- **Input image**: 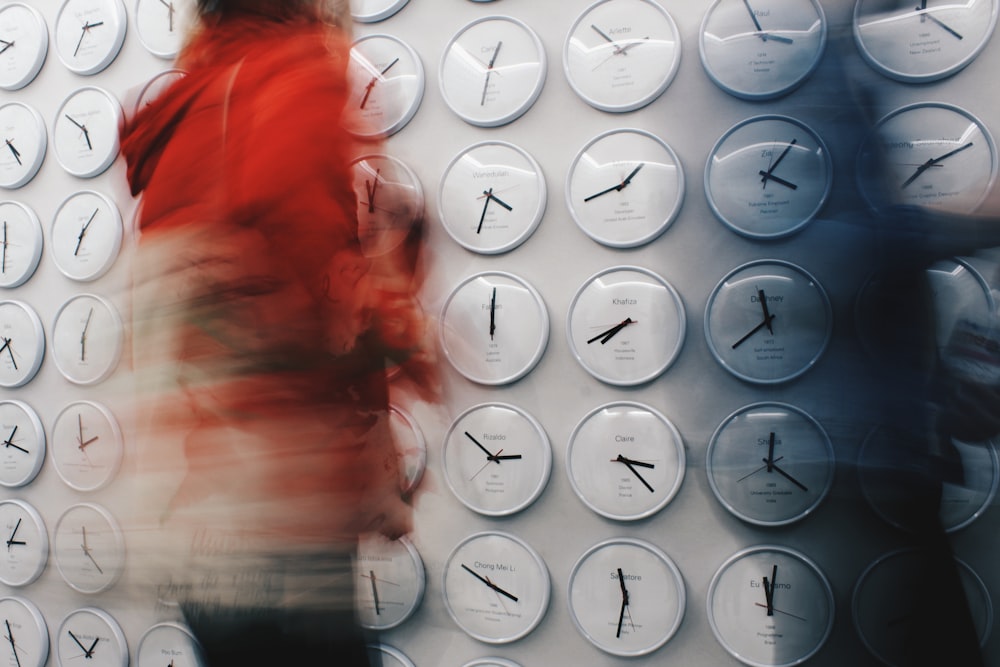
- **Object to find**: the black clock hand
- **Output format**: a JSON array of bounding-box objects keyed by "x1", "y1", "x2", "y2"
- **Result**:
[
  {"x1": 901, "y1": 141, "x2": 974, "y2": 188},
  {"x1": 737, "y1": 455, "x2": 785, "y2": 483},
  {"x1": 0, "y1": 40, "x2": 14, "y2": 56},
  {"x1": 4, "y1": 139, "x2": 21, "y2": 165},
  {"x1": 764, "y1": 459, "x2": 809, "y2": 491},
  {"x1": 488, "y1": 287, "x2": 496, "y2": 340},
  {"x1": 6, "y1": 518, "x2": 24, "y2": 549},
  {"x1": 742, "y1": 0, "x2": 794, "y2": 43},
  {"x1": 80, "y1": 526, "x2": 104, "y2": 574},
  {"x1": 364, "y1": 168, "x2": 381, "y2": 214},
  {"x1": 757, "y1": 290, "x2": 774, "y2": 336},
  {"x1": 481, "y1": 41, "x2": 502, "y2": 106},
  {"x1": 461, "y1": 563, "x2": 518, "y2": 602},
  {"x1": 359, "y1": 58, "x2": 399, "y2": 109},
  {"x1": 0, "y1": 337, "x2": 16, "y2": 370},
  {"x1": 587, "y1": 317, "x2": 634, "y2": 345},
  {"x1": 369, "y1": 570, "x2": 381, "y2": 615},
  {"x1": 86, "y1": 636, "x2": 100, "y2": 658},
  {"x1": 75, "y1": 208, "x2": 98, "y2": 256},
  {"x1": 915, "y1": 4, "x2": 963, "y2": 39},
  {"x1": 614, "y1": 454, "x2": 655, "y2": 493},
  {"x1": 764, "y1": 431, "x2": 776, "y2": 471},
  {"x1": 483, "y1": 190, "x2": 513, "y2": 212},
  {"x1": 584, "y1": 163, "x2": 645, "y2": 202},
  {"x1": 591, "y1": 23, "x2": 618, "y2": 47},
  {"x1": 492, "y1": 454, "x2": 522, "y2": 460},
  {"x1": 760, "y1": 138, "x2": 798, "y2": 189},
  {"x1": 3, "y1": 425, "x2": 27, "y2": 455},
  {"x1": 762, "y1": 565, "x2": 776, "y2": 616},
  {"x1": 731, "y1": 314, "x2": 776, "y2": 349},
  {"x1": 2, "y1": 220, "x2": 8, "y2": 274},
  {"x1": 4, "y1": 619, "x2": 21, "y2": 667},
  {"x1": 465, "y1": 431, "x2": 500, "y2": 463},
  {"x1": 158, "y1": 0, "x2": 175, "y2": 31},
  {"x1": 67, "y1": 630, "x2": 91, "y2": 657},
  {"x1": 616, "y1": 568, "x2": 631, "y2": 638},
  {"x1": 73, "y1": 20, "x2": 105, "y2": 57}
]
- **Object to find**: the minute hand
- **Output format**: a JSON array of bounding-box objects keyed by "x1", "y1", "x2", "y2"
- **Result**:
[{"x1": 901, "y1": 141, "x2": 974, "y2": 188}]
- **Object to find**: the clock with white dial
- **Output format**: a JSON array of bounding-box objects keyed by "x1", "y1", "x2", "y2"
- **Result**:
[
  {"x1": 50, "y1": 400, "x2": 123, "y2": 491},
  {"x1": 54, "y1": 0, "x2": 127, "y2": 76},
  {"x1": 344, "y1": 34, "x2": 424, "y2": 138},
  {"x1": 390, "y1": 405, "x2": 426, "y2": 496},
  {"x1": 137, "y1": 622, "x2": 203, "y2": 667},
  {"x1": 563, "y1": 0, "x2": 682, "y2": 112},
  {"x1": 56, "y1": 607, "x2": 128, "y2": 667},
  {"x1": 351, "y1": 0, "x2": 409, "y2": 23},
  {"x1": 54, "y1": 503, "x2": 125, "y2": 594},
  {"x1": 355, "y1": 534, "x2": 425, "y2": 630},
  {"x1": 53, "y1": 87, "x2": 123, "y2": 178},
  {"x1": 0, "y1": 200, "x2": 44, "y2": 288},
  {"x1": 0, "y1": 596, "x2": 49, "y2": 667},
  {"x1": 0, "y1": 3, "x2": 48, "y2": 91},
  {"x1": 351, "y1": 153, "x2": 423, "y2": 258},
  {"x1": 439, "y1": 141, "x2": 546, "y2": 254},
  {"x1": 0, "y1": 300, "x2": 44, "y2": 388},
  {"x1": 51, "y1": 190, "x2": 123, "y2": 281},
  {"x1": 0, "y1": 499, "x2": 48, "y2": 587},
  {"x1": 442, "y1": 402, "x2": 552, "y2": 516},
  {"x1": 135, "y1": 0, "x2": 193, "y2": 59},
  {"x1": 0, "y1": 399, "x2": 46, "y2": 488},
  {"x1": 0, "y1": 102, "x2": 46, "y2": 190},
  {"x1": 51, "y1": 293, "x2": 123, "y2": 385}
]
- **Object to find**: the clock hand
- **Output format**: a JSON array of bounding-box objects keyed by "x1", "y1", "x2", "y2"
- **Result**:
[
  {"x1": 1, "y1": 337, "x2": 16, "y2": 370},
  {"x1": 583, "y1": 163, "x2": 645, "y2": 202},
  {"x1": 4, "y1": 620, "x2": 21, "y2": 667},
  {"x1": 80, "y1": 307, "x2": 94, "y2": 362},
  {"x1": 6, "y1": 518, "x2": 25, "y2": 549},
  {"x1": 760, "y1": 138, "x2": 798, "y2": 189},
  {"x1": 369, "y1": 570, "x2": 381, "y2": 615},
  {"x1": 731, "y1": 314, "x2": 776, "y2": 349},
  {"x1": 736, "y1": 455, "x2": 786, "y2": 483},
  {"x1": 914, "y1": 5, "x2": 963, "y2": 39},
  {"x1": 492, "y1": 454, "x2": 522, "y2": 460},
  {"x1": 762, "y1": 565, "x2": 776, "y2": 616},
  {"x1": 614, "y1": 454, "x2": 655, "y2": 493},
  {"x1": 86, "y1": 636, "x2": 100, "y2": 658},
  {"x1": 617, "y1": 37, "x2": 650, "y2": 55},
  {"x1": 483, "y1": 190, "x2": 513, "y2": 212},
  {"x1": 4, "y1": 139, "x2": 21, "y2": 165},
  {"x1": 2, "y1": 220, "x2": 7, "y2": 274},
  {"x1": 73, "y1": 20, "x2": 104, "y2": 57},
  {"x1": 158, "y1": 0, "x2": 175, "y2": 31},
  {"x1": 3, "y1": 425, "x2": 28, "y2": 455},
  {"x1": 901, "y1": 141, "x2": 974, "y2": 188},
  {"x1": 0, "y1": 40, "x2": 14, "y2": 56},
  {"x1": 461, "y1": 563, "x2": 518, "y2": 602},
  {"x1": 742, "y1": 0, "x2": 794, "y2": 43},
  {"x1": 75, "y1": 208, "x2": 99, "y2": 256},
  {"x1": 80, "y1": 525, "x2": 104, "y2": 574},
  {"x1": 481, "y1": 41, "x2": 502, "y2": 106},
  {"x1": 464, "y1": 430, "x2": 500, "y2": 462},
  {"x1": 364, "y1": 168, "x2": 382, "y2": 214},
  {"x1": 757, "y1": 290, "x2": 774, "y2": 336},
  {"x1": 765, "y1": 459, "x2": 809, "y2": 492},
  {"x1": 616, "y1": 567, "x2": 631, "y2": 638},
  {"x1": 67, "y1": 630, "x2": 91, "y2": 657},
  {"x1": 757, "y1": 171, "x2": 798, "y2": 190},
  {"x1": 587, "y1": 317, "x2": 635, "y2": 345},
  {"x1": 764, "y1": 431, "x2": 776, "y2": 471},
  {"x1": 488, "y1": 287, "x2": 496, "y2": 340},
  {"x1": 359, "y1": 59, "x2": 398, "y2": 109}
]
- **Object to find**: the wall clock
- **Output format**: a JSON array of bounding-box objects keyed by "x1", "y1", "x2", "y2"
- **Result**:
[
  {"x1": 50, "y1": 400, "x2": 124, "y2": 492},
  {"x1": 355, "y1": 534, "x2": 425, "y2": 630},
  {"x1": 566, "y1": 401, "x2": 685, "y2": 521},
  {"x1": 439, "y1": 141, "x2": 546, "y2": 255},
  {"x1": 137, "y1": 622, "x2": 203, "y2": 667},
  {"x1": 442, "y1": 402, "x2": 552, "y2": 516},
  {"x1": 706, "y1": 402, "x2": 834, "y2": 526},
  {"x1": 51, "y1": 190, "x2": 123, "y2": 281},
  {"x1": 704, "y1": 115, "x2": 832, "y2": 240},
  {"x1": 367, "y1": 644, "x2": 415, "y2": 667},
  {"x1": 135, "y1": 0, "x2": 193, "y2": 59},
  {"x1": 442, "y1": 531, "x2": 550, "y2": 643},
  {"x1": 350, "y1": 153, "x2": 423, "y2": 258},
  {"x1": 563, "y1": 0, "x2": 682, "y2": 112},
  {"x1": 54, "y1": 503, "x2": 125, "y2": 594},
  {"x1": 0, "y1": 300, "x2": 44, "y2": 388},
  {"x1": 0, "y1": 399, "x2": 45, "y2": 488},
  {"x1": 0, "y1": 499, "x2": 48, "y2": 587},
  {"x1": 858, "y1": 426, "x2": 998, "y2": 533},
  {"x1": 53, "y1": 87, "x2": 123, "y2": 178},
  {"x1": 566, "y1": 266, "x2": 685, "y2": 386},
  {"x1": 54, "y1": 0, "x2": 127, "y2": 76},
  {"x1": 56, "y1": 607, "x2": 128, "y2": 667},
  {"x1": 856, "y1": 102, "x2": 998, "y2": 216},
  {"x1": 51, "y1": 293, "x2": 124, "y2": 385},
  {"x1": 699, "y1": 0, "x2": 827, "y2": 100},
  {"x1": 439, "y1": 16, "x2": 547, "y2": 128},
  {"x1": 390, "y1": 405, "x2": 426, "y2": 496},
  {"x1": 439, "y1": 271, "x2": 549, "y2": 386},
  {"x1": 344, "y1": 34, "x2": 424, "y2": 138},
  {"x1": 707, "y1": 545, "x2": 834, "y2": 667},
  {"x1": 568, "y1": 538, "x2": 685, "y2": 657},
  {"x1": 704, "y1": 259, "x2": 832, "y2": 384},
  {"x1": 565, "y1": 128, "x2": 684, "y2": 248},
  {"x1": 0, "y1": 200, "x2": 44, "y2": 288},
  {"x1": 134, "y1": 68, "x2": 186, "y2": 115},
  {"x1": 351, "y1": 0, "x2": 410, "y2": 23},
  {"x1": 853, "y1": 0, "x2": 999, "y2": 83},
  {"x1": 0, "y1": 3, "x2": 48, "y2": 91},
  {"x1": 0, "y1": 596, "x2": 49, "y2": 667},
  {"x1": 0, "y1": 102, "x2": 46, "y2": 190}
]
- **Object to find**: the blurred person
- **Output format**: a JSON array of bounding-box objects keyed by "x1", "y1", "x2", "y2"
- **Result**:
[{"x1": 119, "y1": 0, "x2": 436, "y2": 665}]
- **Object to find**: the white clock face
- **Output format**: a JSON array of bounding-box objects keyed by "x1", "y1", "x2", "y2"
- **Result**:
[
  {"x1": 0, "y1": 200, "x2": 44, "y2": 288},
  {"x1": 55, "y1": 0, "x2": 127, "y2": 76},
  {"x1": 699, "y1": 0, "x2": 827, "y2": 100},
  {"x1": 344, "y1": 34, "x2": 424, "y2": 138},
  {"x1": 137, "y1": 622, "x2": 204, "y2": 667},
  {"x1": 439, "y1": 16, "x2": 547, "y2": 127},
  {"x1": 51, "y1": 190, "x2": 123, "y2": 281},
  {"x1": 439, "y1": 141, "x2": 547, "y2": 255},
  {"x1": 134, "y1": 68, "x2": 186, "y2": 115},
  {"x1": 442, "y1": 402, "x2": 552, "y2": 516},
  {"x1": 390, "y1": 406, "x2": 426, "y2": 496},
  {"x1": 51, "y1": 293, "x2": 123, "y2": 385},
  {"x1": 568, "y1": 538, "x2": 685, "y2": 656},
  {"x1": 0, "y1": 300, "x2": 44, "y2": 388},
  {"x1": 367, "y1": 644, "x2": 416, "y2": 667},
  {"x1": 135, "y1": 0, "x2": 194, "y2": 59},
  {"x1": 57, "y1": 607, "x2": 128, "y2": 667},
  {"x1": 563, "y1": 0, "x2": 682, "y2": 112},
  {"x1": 566, "y1": 129, "x2": 684, "y2": 248},
  {"x1": 355, "y1": 534, "x2": 426, "y2": 630},
  {"x1": 0, "y1": 3, "x2": 49, "y2": 91},
  {"x1": 350, "y1": 0, "x2": 410, "y2": 23},
  {"x1": 53, "y1": 87, "x2": 123, "y2": 178},
  {"x1": 0, "y1": 399, "x2": 46, "y2": 488},
  {"x1": 0, "y1": 499, "x2": 48, "y2": 587},
  {"x1": 0, "y1": 102, "x2": 46, "y2": 190},
  {"x1": 50, "y1": 400, "x2": 124, "y2": 491},
  {"x1": 566, "y1": 401, "x2": 686, "y2": 521},
  {"x1": 54, "y1": 503, "x2": 126, "y2": 594},
  {"x1": 351, "y1": 153, "x2": 423, "y2": 258},
  {"x1": 0, "y1": 596, "x2": 49, "y2": 667}
]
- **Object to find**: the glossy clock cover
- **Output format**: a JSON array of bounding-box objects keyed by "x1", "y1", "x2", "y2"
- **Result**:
[
  {"x1": 0, "y1": 596, "x2": 49, "y2": 667},
  {"x1": 50, "y1": 400, "x2": 124, "y2": 491},
  {"x1": 351, "y1": 153, "x2": 424, "y2": 258},
  {"x1": 54, "y1": 0, "x2": 127, "y2": 76},
  {"x1": 345, "y1": 34, "x2": 424, "y2": 138},
  {"x1": 0, "y1": 499, "x2": 48, "y2": 586},
  {"x1": 53, "y1": 87, "x2": 123, "y2": 178},
  {"x1": 0, "y1": 201, "x2": 44, "y2": 287},
  {"x1": 52, "y1": 293, "x2": 124, "y2": 385},
  {"x1": 135, "y1": 0, "x2": 193, "y2": 59},
  {"x1": 0, "y1": 399, "x2": 46, "y2": 488},
  {"x1": 57, "y1": 607, "x2": 128, "y2": 667},
  {"x1": 351, "y1": 0, "x2": 410, "y2": 23},
  {"x1": 390, "y1": 405, "x2": 426, "y2": 496},
  {"x1": 0, "y1": 102, "x2": 47, "y2": 189},
  {"x1": 137, "y1": 622, "x2": 204, "y2": 667},
  {"x1": 54, "y1": 502, "x2": 126, "y2": 594},
  {"x1": 0, "y1": 3, "x2": 48, "y2": 91},
  {"x1": 0, "y1": 300, "x2": 44, "y2": 388},
  {"x1": 51, "y1": 190, "x2": 123, "y2": 281},
  {"x1": 355, "y1": 534, "x2": 425, "y2": 630}
]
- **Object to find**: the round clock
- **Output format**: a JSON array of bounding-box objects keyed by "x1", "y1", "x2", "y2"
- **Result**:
[
  {"x1": 707, "y1": 402, "x2": 834, "y2": 526},
  {"x1": 50, "y1": 400, "x2": 124, "y2": 492},
  {"x1": 853, "y1": 0, "x2": 999, "y2": 83},
  {"x1": 344, "y1": 34, "x2": 424, "y2": 138},
  {"x1": 566, "y1": 401, "x2": 686, "y2": 521},
  {"x1": 0, "y1": 596, "x2": 49, "y2": 667},
  {"x1": 442, "y1": 531, "x2": 550, "y2": 644},
  {"x1": 853, "y1": 549, "x2": 992, "y2": 665},
  {"x1": 857, "y1": 102, "x2": 998, "y2": 216},
  {"x1": 355, "y1": 534, "x2": 425, "y2": 630},
  {"x1": 566, "y1": 128, "x2": 684, "y2": 248},
  {"x1": 135, "y1": 0, "x2": 193, "y2": 59},
  {"x1": 0, "y1": 399, "x2": 46, "y2": 488},
  {"x1": 568, "y1": 538, "x2": 685, "y2": 657},
  {"x1": 442, "y1": 402, "x2": 552, "y2": 516},
  {"x1": 707, "y1": 545, "x2": 834, "y2": 667},
  {"x1": 56, "y1": 607, "x2": 128, "y2": 667},
  {"x1": 463, "y1": 660, "x2": 522, "y2": 667},
  {"x1": 439, "y1": 271, "x2": 549, "y2": 386},
  {"x1": 858, "y1": 426, "x2": 998, "y2": 533},
  {"x1": 50, "y1": 190, "x2": 123, "y2": 281},
  {"x1": 705, "y1": 115, "x2": 832, "y2": 240},
  {"x1": 53, "y1": 87, "x2": 123, "y2": 178},
  {"x1": 0, "y1": 102, "x2": 46, "y2": 190},
  {"x1": 699, "y1": 0, "x2": 827, "y2": 100},
  {"x1": 439, "y1": 16, "x2": 547, "y2": 128},
  {"x1": 439, "y1": 141, "x2": 546, "y2": 254},
  {"x1": 54, "y1": 0, "x2": 127, "y2": 76},
  {"x1": 566, "y1": 266, "x2": 686, "y2": 386},
  {"x1": 54, "y1": 503, "x2": 125, "y2": 594},
  {"x1": 367, "y1": 644, "x2": 415, "y2": 667},
  {"x1": 705, "y1": 259, "x2": 832, "y2": 384},
  {"x1": 351, "y1": 0, "x2": 409, "y2": 23},
  {"x1": 0, "y1": 3, "x2": 48, "y2": 91},
  {"x1": 0, "y1": 200, "x2": 44, "y2": 288},
  {"x1": 350, "y1": 153, "x2": 423, "y2": 258},
  {"x1": 563, "y1": 0, "x2": 682, "y2": 112},
  {"x1": 0, "y1": 499, "x2": 48, "y2": 587},
  {"x1": 390, "y1": 405, "x2": 426, "y2": 496},
  {"x1": 134, "y1": 68, "x2": 186, "y2": 115},
  {"x1": 51, "y1": 293, "x2": 124, "y2": 385},
  {"x1": 0, "y1": 300, "x2": 44, "y2": 388},
  {"x1": 137, "y1": 622, "x2": 204, "y2": 667}
]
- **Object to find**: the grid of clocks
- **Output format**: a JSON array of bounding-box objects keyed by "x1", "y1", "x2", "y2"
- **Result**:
[
  {"x1": 350, "y1": 0, "x2": 1000, "y2": 665},
  {"x1": 1, "y1": 1, "x2": 208, "y2": 666}
]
